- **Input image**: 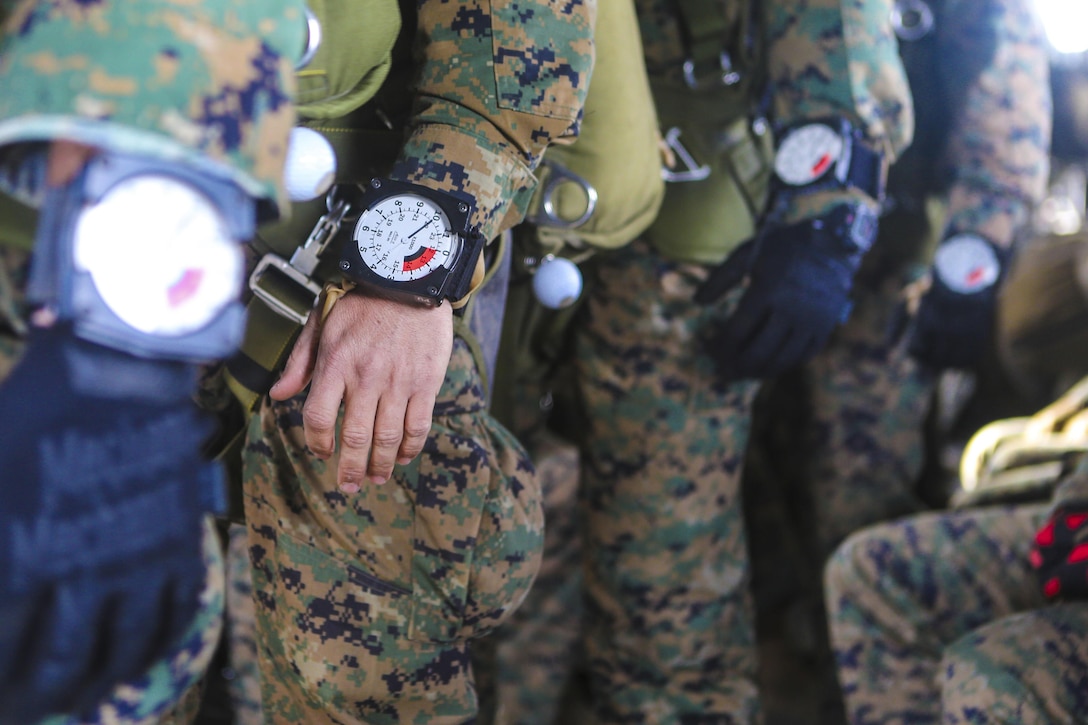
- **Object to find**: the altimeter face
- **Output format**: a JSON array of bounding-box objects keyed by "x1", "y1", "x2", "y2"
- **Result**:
[
  {"x1": 774, "y1": 123, "x2": 845, "y2": 186},
  {"x1": 73, "y1": 175, "x2": 242, "y2": 337},
  {"x1": 352, "y1": 193, "x2": 461, "y2": 282}
]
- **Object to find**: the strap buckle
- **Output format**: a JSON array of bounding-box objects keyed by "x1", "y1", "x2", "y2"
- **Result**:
[
  {"x1": 248, "y1": 255, "x2": 323, "y2": 325},
  {"x1": 682, "y1": 50, "x2": 741, "y2": 91},
  {"x1": 248, "y1": 193, "x2": 352, "y2": 325},
  {"x1": 661, "y1": 127, "x2": 711, "y2": 183}
]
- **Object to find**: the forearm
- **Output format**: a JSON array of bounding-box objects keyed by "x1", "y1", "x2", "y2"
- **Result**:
[
  {"x1": 764, "y1": 0, "x2": 915, "y2": 164},
  {"x1": 392, "y1": 0, "x2": 596, "y2": 242},
  {"x1": 941, "y1": 0, "x2": 1052, "y2": 248}
]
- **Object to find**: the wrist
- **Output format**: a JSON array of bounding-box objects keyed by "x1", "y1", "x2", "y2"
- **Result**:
[
  {"x1": 771, "y1": 188, "x2": 879, "y2": 227},
  {"x1": 338, "y1": 178, "x2": 486, "y2": 307},
  {"x1": 771, "y1": 117, "x2": 886, "y2": 203},
  {"x1": 931, "y1": 233, "x2": 1005, "y2": 296}
]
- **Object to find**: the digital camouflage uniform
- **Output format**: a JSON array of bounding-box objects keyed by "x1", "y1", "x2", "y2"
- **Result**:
[
  {"x1": 0, "y1": 1, "x2": 304, "y2": 721},
  {"x1": 746, "y1": 1, "x2": 1051, "y2": 718},
  {"x1": 554, "y1": 0, "x2": 914, "y2": 721},
  {"x1": 825, "y1": 462, "x2": 1088, "y2": 723},
  {"x1": 787, "y1": 0, "x2": 1053, "y2": 561},
  {"x1": 239, "y1": 1, "x2": 595, "y2": 722}
]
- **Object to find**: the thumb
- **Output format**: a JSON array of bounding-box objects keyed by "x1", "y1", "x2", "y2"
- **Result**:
[
  {"x1": 269, "y1": 312, "x2": 321, "y2": 400},
  {"x1": 694, "y1": 240, "x2": 757, "y2": 305}
]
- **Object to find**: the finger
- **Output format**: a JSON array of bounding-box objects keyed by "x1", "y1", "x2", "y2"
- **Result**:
[
  {"x1": 269, "y1": 312, "x2": 321, "y2": 401},
  {"x1": 335, "y1": 388, "x2": 381, "y2": 491},
  {"x1": 363, "y1": 395, "x2": 411, "y2": 485},
  {"x1": 397, "y1": 394, "x2": 436, "y2": 465},
  {"x1": 299, "y1": 366, "x2": 346, "y2": 460},
  {"x1": 693, "y1": 241, "x2": 756, "y2": 305}
]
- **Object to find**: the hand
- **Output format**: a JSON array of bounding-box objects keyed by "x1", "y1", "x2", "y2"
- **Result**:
[
  {"x1": 0, "y1": 327, "x2": 222, "y2": 723},
  {"x1": 270, "y1": 289, "x2": 453, "y2": 491},
  {"x1": 1030, "y1": 503, "x2": 1088, "y2": 600},
  {"x1": 695, "y1": 202, "x2": 877, "y2": 381},
  {"x1": 899, "y1": 235, "x2": 1005, "y2": 370}
]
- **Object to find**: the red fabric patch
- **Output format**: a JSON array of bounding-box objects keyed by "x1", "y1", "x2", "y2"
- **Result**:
[
  {"x1": 1066, "y1": 513, "x2": 1088, "y2": 530},
  {"x1": 1036, "y1": 521, "x2": 1055, "y2": 546},
  {"x1": 1068, "y1": 543, "x2": 1088, "y2": 564},
  {"x1": 1029, "y1": 549, "x2": 1044, "y2": 569},
  {"x1": 1044, "y1": 577, "x2": 1062, "y2": 598}
]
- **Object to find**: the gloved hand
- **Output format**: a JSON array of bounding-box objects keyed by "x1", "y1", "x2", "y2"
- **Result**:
[
  {"x1": 695, "y1": 202, "x2": 878, "y2": 381},
  {"x1": 899, "y1": 233, "x2": 1005, "y2": 370},
  {"x1": 0, "y1": 324, "x2": 225, "y2": 724},
  {"x1": 1029, "y1": 503, "x2": 1088, "y2": 601}
]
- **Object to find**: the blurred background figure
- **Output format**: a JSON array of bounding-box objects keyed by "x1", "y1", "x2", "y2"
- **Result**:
[
  {"x1": 0, "y1": 1, "x2": 306, "y2": 722},
  {"x1": 743, "y1": 0, "x2": 1059, "y2": 721}
]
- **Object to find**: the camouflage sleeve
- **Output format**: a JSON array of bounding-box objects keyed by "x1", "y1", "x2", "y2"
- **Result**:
[
  {"x1": 390, "y1": 0, "x2": 595, "y2": 242},
  {"x1": 939, "y1": 0, "x2": 1052, "y2": 248},
  {"x1": 764, "y1": 0, "x2": 915, "y2": 163},
  {"x1": 763, "y1": 0, "x2": 915, "y2": 223}
]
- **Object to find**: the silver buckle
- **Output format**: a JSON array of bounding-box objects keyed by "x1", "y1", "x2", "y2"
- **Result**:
[
  {"x1": 682, "y1": 51, "x2": 741, "y2": 90},
  {"x1": 660, "y1": 127, "x2": 711, "y2": 183},
  {"x1": 248, "y1": 194, "x2": 351, "y2": 324},
  {"x1": 249, "y1": 254, "x2": 323, "y2": 325}
]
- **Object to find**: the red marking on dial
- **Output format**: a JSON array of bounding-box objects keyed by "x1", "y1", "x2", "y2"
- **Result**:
[
  {"x1": 811, "y1": 153, "x2": 832, "y2": 178},
  {"x1": 965, "y1": 266, "x2": 987, "y2": 287},
  {"x1": 167, "y1": 268, "x2": 204, "y2": 307},
  {"x1": 403, "y1": 246, "x2": 436, "y2": 272}
]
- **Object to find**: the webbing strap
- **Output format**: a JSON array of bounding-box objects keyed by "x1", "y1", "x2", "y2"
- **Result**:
[
  {"x1": 671, "y1": 0, "x2": 750, "y2": 81},
  {"x1": 224, "y1": 297, "x2": 302, "y2": 413}
]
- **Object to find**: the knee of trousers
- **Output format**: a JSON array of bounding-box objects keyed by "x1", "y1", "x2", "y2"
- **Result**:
[
  {"x1": 940, "y1": 607, "x2": 1088, "y2": 720},
  {"x1": 823, "y1": 527, "x2": 885, "y2": 616},
  {"x1": 241, "y1": 338, "x2": 544, "y2": 719}
]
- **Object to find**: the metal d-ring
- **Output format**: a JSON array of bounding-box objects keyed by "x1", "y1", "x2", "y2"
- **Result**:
[
  {"x1": 891, "y1": 0, "x2": 934, "y2": 42},
  {"x1": 530, "y1": 159, "x2": 599, "y2": 229},
  {"x1": 296, "y1": 5, "x2": 322, "y2": 69}
]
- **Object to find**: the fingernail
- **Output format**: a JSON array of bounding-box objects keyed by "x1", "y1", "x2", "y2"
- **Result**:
[
  {"x1": 368, "y1": 475, "x2": 387, "y2": 485},
  {"x1": 396, "y1": 457, "x2": 412, "y2": 466},
  {"x1": 339, "y1": 482, "x2": 360, "y2": 494}
]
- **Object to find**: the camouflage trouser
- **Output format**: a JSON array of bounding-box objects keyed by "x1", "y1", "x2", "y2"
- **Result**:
[
  {"x1": 743, "y1": 217, "x2": 937, "y2": 723},
  {"x1": 225, "y1": 523, "x2": 263, "y2": 725},
  {"x1": 471, "y1": 430, "x2": 583, "y2": 725},
  {"x1": 0, "y1": 245, "x2": 224, "y2": 725},
  {"x1": 242, "y1": 335, "x2": 543, "y2": 724},
  {"x1": 825, "y1": 505, "x2": 1088, "y2": 723},
  {"x1": 798, "y1": 272, "x2": 932, "y2": 557},
  {"x1": 751, "y1": 257, "x2": 932, "y2": 567},
  {"x1": 571, "y1": 240, "x2": 760, "y2": 723}
]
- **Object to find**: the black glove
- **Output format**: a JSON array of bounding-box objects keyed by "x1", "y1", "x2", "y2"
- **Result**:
[
  {"x1": 0, "y1": 325, "x2": 225, "y2": 724},
  {"x1": 695, "y1": 202, "x2": 877, "y2": 381},
  {"x1": 900, "y1": 234, "x2": 1006, "y2": 371}
]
